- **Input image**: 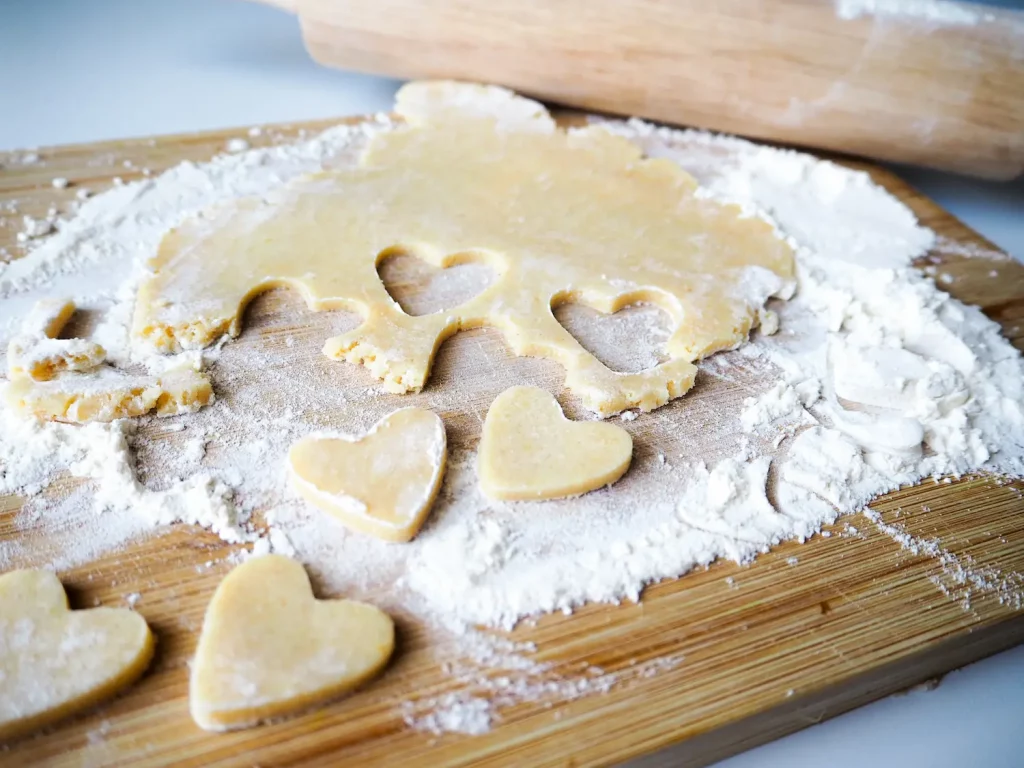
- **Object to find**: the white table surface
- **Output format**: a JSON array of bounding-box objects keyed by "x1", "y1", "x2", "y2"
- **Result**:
[{"x1": 2, "y1": 1, "x2": 1022, "y2": 766}]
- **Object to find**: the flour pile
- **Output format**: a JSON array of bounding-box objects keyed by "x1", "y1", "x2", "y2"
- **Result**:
[{"x1": 1, "y1": 86, "x2": 1023, "y2": 734}]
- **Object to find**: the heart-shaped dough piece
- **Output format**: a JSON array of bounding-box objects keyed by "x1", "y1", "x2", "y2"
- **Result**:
[
  {"x1": 479, "y1": 385, "x2": 633, "y2": 500},
  {"x1": 0, "y1": 570, "x2": 154, "y2": 741},
  {"x1": 190, "y1": 555, "x2": 394, "y2": 731},
  {"x1": 288, "y1": 407, "x2": 446, "y2": 542}
]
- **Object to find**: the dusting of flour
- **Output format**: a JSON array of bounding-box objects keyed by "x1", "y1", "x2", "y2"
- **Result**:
[
  {"x1": 2, "y1": 88, "x2": 1024, "y2": 735},
  {"x1": 835, "y1": 0, "x2": 996, "y2": 26}
]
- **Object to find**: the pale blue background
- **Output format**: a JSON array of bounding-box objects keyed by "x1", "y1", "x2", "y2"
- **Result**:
[{"x1": 1, "y1": 1, "x2": 1021, "y2": 766}]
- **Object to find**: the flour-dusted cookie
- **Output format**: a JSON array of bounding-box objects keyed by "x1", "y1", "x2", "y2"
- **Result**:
[
  {"x1": 190, "y1": 555, "x2": 395, "y2": 731},
  {"x1": 0, "y1": 570, "x2": 154, "y2": 741},
  {"x1": 288, "y1": 407, "x2": 447, "y2": 543},
  {"x1": 479, "y1": 386, "x2": 633, "y2": 500}
]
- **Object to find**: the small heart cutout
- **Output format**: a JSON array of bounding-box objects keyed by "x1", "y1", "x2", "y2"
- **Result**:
[
  {"x1": 478, "y1": 386, "x2": 633, "y2": 500},
  {"x1": 0, "y1": 570, "x2": 154, "y2": 741},
  {"x1": 288, "y1": 407, "x2": 447, "y2": 542},
  {"x1": 554, "y1": 301, "x2": 670, "y2": 373},
  {"x1": 190, "y1": 555, "x2": 395, "y2": 732},
  {"x1": 378, "y1": 252, "x2": 494, "y2": 316}
]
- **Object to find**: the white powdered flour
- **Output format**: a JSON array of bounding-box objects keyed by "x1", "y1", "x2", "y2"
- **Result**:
[
  {"x1": 1, "y1": 88, "x2": 1023, "y2": 734},
  {"x1": 835, "y1": 0, "x2": 996, "y2": 26}
]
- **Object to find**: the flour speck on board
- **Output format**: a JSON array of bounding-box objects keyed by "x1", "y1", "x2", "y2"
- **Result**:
[{"x1": 1, "y1": 85, "x2": 1024, "y2": 735}]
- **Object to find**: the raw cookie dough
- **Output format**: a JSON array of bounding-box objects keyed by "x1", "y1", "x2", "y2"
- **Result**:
[
  {"x1": 4, "y1": 366, "x2": 212, "y2": 423},
  {"x1": 134, "y1": 81, "x2": 794, "y2": 416},
  {"x1": 0, "y1": 570, "x2": 154, "y2": 741},
  {"x1": 4, "y1": 299, "x2": 213, "y2": 424},
  {"x1": 190, "y1": 555, "x2": 395, "y2": 731},
  {"x1": 7, "y1": 299, "x2": 105, "y2": 381},
  {"x1": 478, "y1": 385, "x2": 633, "y2": 500},
  {"x1": 288, "y1": 407, "x2": 446, "y2": 542}
]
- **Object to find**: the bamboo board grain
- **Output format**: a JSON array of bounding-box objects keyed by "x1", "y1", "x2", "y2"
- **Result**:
[{"x1": 0, "y1": 114, "x2": 1023, "y2": 768}]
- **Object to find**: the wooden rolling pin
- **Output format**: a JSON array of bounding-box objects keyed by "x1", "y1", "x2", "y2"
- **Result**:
[{"x1": 261, "y1": 0, "x2": 1024, "y2": 179}]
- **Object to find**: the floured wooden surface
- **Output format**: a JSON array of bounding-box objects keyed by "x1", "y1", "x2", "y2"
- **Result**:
[{"x1": 0, "y1": 111, "x2": 1022, "y2": 767}]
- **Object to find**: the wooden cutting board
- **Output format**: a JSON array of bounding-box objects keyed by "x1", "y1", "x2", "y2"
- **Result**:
[{"x1": 1, "y1": 113, "x2": 1023, "y2": 768}]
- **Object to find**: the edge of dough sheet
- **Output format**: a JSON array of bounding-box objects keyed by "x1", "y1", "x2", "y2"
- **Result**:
[{"x1": 130, "y1": 80, "x2": 797, "y2": 419}]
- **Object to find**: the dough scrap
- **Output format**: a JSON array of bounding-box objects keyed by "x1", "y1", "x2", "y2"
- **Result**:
[
  {"x1": 288, "y1": 407, "x2": 446, "y2": 542},
  {"x1": 0, "y1": 570, "x2": 154, "y2": 741},
  {"x1": 7, "y1": 299, "x2": 106, "y2": 381},
  {"x1": 478, "y1": 385, "x2": 633, "y2": 500},
  {"x1": 4, "y1": 366, "x2": 213, "y2": 424},
  {"x1": 190, "y1": 555, "x2": 395, "y2": 731},
  {"x1": 134, "y1": 81, "x2": 794, "y2": 416},
  {"x1": 4, "y1": 299, "x2": 213, "y2": 424}
]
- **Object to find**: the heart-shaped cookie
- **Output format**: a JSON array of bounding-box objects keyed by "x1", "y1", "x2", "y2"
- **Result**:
[
  {"x1": 478, "y1": 386, "x2": 633, "y2": 500},
  {"x1": 288, "y1": 407, "x2": 446, "y2": 542},
  {"x1": 189, "y1": 555, "x2": 394, "y2": 731},
  {"x1": 0, "y1": 570, "x2": 154, "y2": 741}
]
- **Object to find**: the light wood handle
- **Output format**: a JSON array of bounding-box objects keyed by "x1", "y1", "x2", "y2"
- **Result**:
[{"x1": 288, "y1": 0, "x2": 1024, "y2": 179}]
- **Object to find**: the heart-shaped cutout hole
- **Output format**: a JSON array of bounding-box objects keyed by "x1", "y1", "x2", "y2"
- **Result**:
[
  {"x1": 378, "y1": 252, "x2": 494, "y2": 316},
  {"x1": 190, "y1": 555, "x2": 394, "y2": 731},
  {"x1": 554, "y1": 301, "x2": 670, "y2": 373},
  {"x1": 479, "y1": 385, "x2": 633, "y2": 500},
  {"x1": 0, "y1": 570, "x2": 154, "y2": 740}
]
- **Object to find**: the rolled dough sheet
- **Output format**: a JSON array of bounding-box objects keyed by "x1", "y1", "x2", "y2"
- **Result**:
[{"x1": 134, "y1": 81, "x2": 794, "y2": 417}]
